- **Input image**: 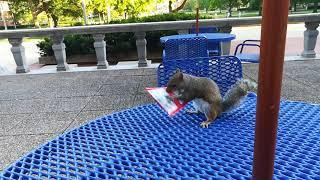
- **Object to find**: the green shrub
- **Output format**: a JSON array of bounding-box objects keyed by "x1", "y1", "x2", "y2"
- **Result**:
[
  {"x1": 109, "y1": 12, "x2": 212, "y2": 24},
  {"x1": 37, "y1": 38, "x2": 54, "y2": 56},
  {"x1": 37, "y1": 35, "x2": 95, "y2": 57},
  {"x1": 37, "y1": 13, "x2": 212, "y2": 57},
  {"x1": 72, "y1": 22, "x2": 84, "y2": 26}
]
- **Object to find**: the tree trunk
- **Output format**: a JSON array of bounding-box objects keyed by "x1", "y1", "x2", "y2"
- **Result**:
[
  {"x1": 258, "y1": 0, "x2": 262, "y2": 16},
  {"x1": 47, "y1": 14, "x2": 53, "y2": 28},
  {"x1": 171, "y1": 0, "x2": 188, "y2": 13},
  {"x1": 11, "y1": 12, "x2": 17, "y2": 29},
  {"x1": 228, "y1": 6, "x2": 232, "y2": 17},
  {"x1": 313, "y1": 2, "x2": 318, "y2": 13},
  {"x1": 31, "y1": 12, "x2": 38, "y2": 27},
  {"x1": 102, "y1": 13, "x2": 106, "y2": 23},
  {"x1": 51, "y1": 15, "x2": 59, "y2": 27},
  {"x1": 99, "y1": 13, "x2": 102, "y2": 24}
]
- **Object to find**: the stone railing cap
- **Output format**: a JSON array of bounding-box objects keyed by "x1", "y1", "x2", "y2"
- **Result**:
[{"x1": 0, "y1": 13, "x2": 319, "y2": 38}]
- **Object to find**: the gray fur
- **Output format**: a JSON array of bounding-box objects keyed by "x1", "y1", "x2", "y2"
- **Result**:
[
  {"x1": 167, "y1": 71, "x2": 257, "y2": 115},
  {"x1": 222, "y1": 79, "x2": 257, "y2": 112}
]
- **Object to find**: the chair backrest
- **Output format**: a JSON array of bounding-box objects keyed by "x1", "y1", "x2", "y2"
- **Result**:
[
  {"x1": 157, "y1": 56, "x2": 243, "y2": 96},
  {"x1": 163, "y1": 36, "x2": 209, "y2": 61},
  {"x1": 189, "y1": 26, "x2": 219, "y2": 34}
]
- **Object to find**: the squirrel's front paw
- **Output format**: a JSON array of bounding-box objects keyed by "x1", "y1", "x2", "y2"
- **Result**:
[
  {"x1": 187, "y1": 109, "x2": 200, "y2": 114},
  {"x1": 200, "y1": 121, "x2": 211, "y2": 128}
]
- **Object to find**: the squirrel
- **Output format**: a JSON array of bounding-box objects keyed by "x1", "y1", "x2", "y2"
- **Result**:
[{"x1": 166, "y1": 69, "x2": 257, "y2": 128}]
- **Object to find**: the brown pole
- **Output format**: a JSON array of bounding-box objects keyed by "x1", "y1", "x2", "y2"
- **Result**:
[
  {"x1": 195, "y1": 0, "x2": 199, "y2": 35},
  {"x1": 196, "y1": 8, "x2": 199, "y2": 35},
  {"x1": 252, "y1": 0, "x2": 290, "y2": 179}
]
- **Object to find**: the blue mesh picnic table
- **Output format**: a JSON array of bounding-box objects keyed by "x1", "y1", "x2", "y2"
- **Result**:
[
  {"x1": 160, "y1": 33, "x2": 236, "y2": 57},
  {"x1": 1, "y1": 96, "x2": 320, "y2": 179}
]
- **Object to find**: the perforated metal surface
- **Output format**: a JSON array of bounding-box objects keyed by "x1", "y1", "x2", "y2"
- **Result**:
[
  {"x1": 157, "y1": 56, "x2": 243, "y2": 96},
  {"x1": 236, "y1": 53, "x2": 260, "y2": 63},
  {"x1": 1, "y1": 97, "x2": 320, "y2": 179},
  {"x1": 190, "y1": 26, "x2": 221, "y2": 56},
  {"x1": 163, "y1": 36, "x2": 209, "y2": 61}
]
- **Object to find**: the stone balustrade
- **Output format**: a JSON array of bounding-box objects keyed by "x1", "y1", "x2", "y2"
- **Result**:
[{"x1": 0, "y1": 13, "x2": 319, "y2": 73}]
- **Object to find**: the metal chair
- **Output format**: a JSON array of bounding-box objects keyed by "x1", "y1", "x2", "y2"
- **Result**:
[
  {"x1": 161, "y1": 37, "x2": 210, "y2": 85},
  {"x1": 158, "y1": 56, "x2": 243, "y2": 96},
  {"x1": 234, "y1": 40, "x2": 260, "y2": 63},
  {"x1": 162, "y1": 36, "x2": 209, "y2": 62},
  {"x1": 189, "y1": 26, "x2": 221, "y2": 56}
]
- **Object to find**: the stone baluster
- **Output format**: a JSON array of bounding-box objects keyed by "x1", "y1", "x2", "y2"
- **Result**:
[
  {"x1": 135, "y1": 31, "x2": 148, "y2": 67},
  {"x1": 8, "y1": 37, "x2": 30, "y2": 73},
  {"x1": 178, "y1": 29, "x2": 189, "y2": 34},
  {"x1": 93, "y1": 34, "x2": 108, "y2": 69},
  {"x1": 219, "y1": 25, "x2": 233, "y2": 55},
  {"x1": 301, "y1": 22, "x2": 319, "y2": 58},
  {"x1": 219, "y1": 25, "x2": 232, "y2": 33},
  {"x1": 51, "y1": 34, "x2": 69, "y2": 71}
]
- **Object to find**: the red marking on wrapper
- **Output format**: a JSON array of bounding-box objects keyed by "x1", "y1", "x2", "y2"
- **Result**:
[{"x1": 146, "y1": 87, "x2": 188, "y2": 117}]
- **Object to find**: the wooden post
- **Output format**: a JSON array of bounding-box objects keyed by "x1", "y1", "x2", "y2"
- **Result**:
[
  {"x1": 195, "y1": 0, "x2": 199, "y2": 35},
  {"x1": 252, "y1": 0, "x2": 290, "y2": 179}
]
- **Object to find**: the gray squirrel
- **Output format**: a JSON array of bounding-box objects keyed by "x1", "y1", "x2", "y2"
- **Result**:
[{"x1": 166, "y1": 69, "x2": 257, "y2": 128}]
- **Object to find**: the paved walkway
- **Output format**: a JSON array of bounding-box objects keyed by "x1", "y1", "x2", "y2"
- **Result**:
[{"x1": 1, "y1": 60, "x2": 320, "y2": 171}]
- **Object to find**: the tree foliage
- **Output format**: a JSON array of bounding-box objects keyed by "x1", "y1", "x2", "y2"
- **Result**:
[
  {"x1": 184, "y1": 0, "x2": 215, "y2": 11},
  {"x1": 111, "y1": 0, "x2": 161, "y2": 18},
  {"x1": 8, "y1": 0, "x2": 30, "y2": 24},
  {"x1": 184, "y1": 0, "x2": 251, "y2": 15},
  {"x1": 8, "y1": 0, "x2": 82, "y2": 27}
]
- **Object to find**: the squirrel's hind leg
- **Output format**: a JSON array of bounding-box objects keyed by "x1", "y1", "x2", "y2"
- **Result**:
[
  {"x1": 187, "y1": 101, "x2": 201, "y2": 114},
  {"x1": 200, "y1": 106, "x2": 219, "y2": 128}
]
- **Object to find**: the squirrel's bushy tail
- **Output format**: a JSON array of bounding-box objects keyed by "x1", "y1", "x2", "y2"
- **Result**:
[{"x1": 222, "y1": 79, "x2": 257, "y2": 112}]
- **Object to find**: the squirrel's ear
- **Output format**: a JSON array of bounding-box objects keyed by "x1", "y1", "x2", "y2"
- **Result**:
[{"x1": 176, "y1": 68, "x2": 181, "y2": 73}]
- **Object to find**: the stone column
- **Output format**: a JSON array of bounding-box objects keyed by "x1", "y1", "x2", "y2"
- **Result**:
[
  {"x1": 178, "y1": 29, "x2": 189, "y2": 34},
  {"x1": 51, "y1": 34, "x2": 69, "y2": 71},
  {"x1": 219, "y1": 25, "x2": 232, "y2": 33},
  {"x1": 301, "y1": 22, "x2": 319, "y2": 58},
  {"x1": 8, "y1": 37, "x2": 30, "y2": 73},
  {"x1": 219, "y1": 25, "x2": 233, "y2": 55},
  {"x1": 93, "y1": 34, "x2": 107, "y2": 69},
  {"x1": 135, "y1": 31, "x2": 148, "y2": 67}
]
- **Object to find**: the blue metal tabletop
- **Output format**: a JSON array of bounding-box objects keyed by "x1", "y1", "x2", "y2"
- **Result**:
[
  {"x1": 1, "y1": 96, "x2": 320, "y2": 179},
  {"x1": 160, "y1": 33, "x2": 236, "y2": 44}
]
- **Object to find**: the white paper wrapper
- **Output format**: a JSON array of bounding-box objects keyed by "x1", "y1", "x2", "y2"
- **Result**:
[{"x1": 146, "y1": 87, "x2": 188, "y2": 116}]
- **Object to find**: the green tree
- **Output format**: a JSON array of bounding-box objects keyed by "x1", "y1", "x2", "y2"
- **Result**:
[
  {"x1": 184, "y1": 0, "x2": 197, "y2": 11},
  {"x1": 184, "y1": 0, "x2": 217, "y2": 12},
  {"x1": 248, "y1": 0, "x2": 262, "y2": 15},
  {"x1": 86, "y1": 0, "x2": 111, "y2": 23},
  {"x1": 45, "y1": 0, "x2": 82, "y2": 27},
  {"x1": 112, "y1": 0, "x2": 161, "y2": 19},
  {"x1": 8, "y1": 0, "x2": 30, "y2": 25},
  {"x1": 8, "y1": 0, "x2": 82, "y2": 27},
  {"x1": 8, "y1": 0, "x2": 47, "y2": 26},
  {"x1": 210, "y1": 0, "x2": 224, "y2": 12},
  {"x1": 199, "y1": 0, "x2": 213, "y2": 12},
  {"x1": 210, "y1": 0, "x2": 249, "y2": 17},
  {"x1": 310, "y1": 0, "x2": 320, "y2": 13}
]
